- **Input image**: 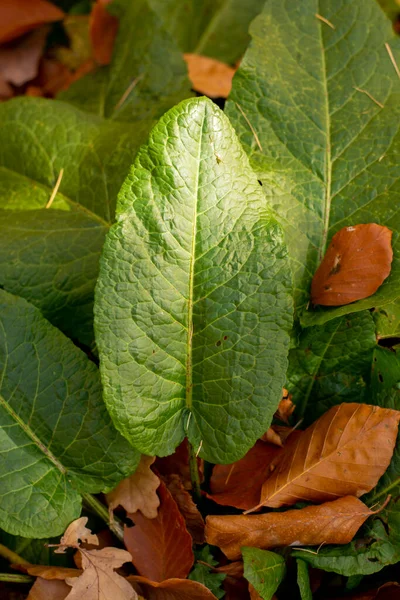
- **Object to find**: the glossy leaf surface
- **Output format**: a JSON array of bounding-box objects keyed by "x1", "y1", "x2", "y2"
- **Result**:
[
  {"x1": 243, "y1": 548, "x2": 285, "y2": 600},
  {"x1": 95, "y1": 97, "x2": 293, "y2": 463}
]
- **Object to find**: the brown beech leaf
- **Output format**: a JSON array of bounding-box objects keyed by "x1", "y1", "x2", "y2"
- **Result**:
[
  {"x1": 90, "y1": 0, "x2": 119, "y2": 65},
  {"x1": 183, "y1": 54, "x2": 236, "y2": 98},
  {"x1": 0, "y1": 0, "x2": 64, "y2": 44},
  {"x1": 54, "y1": 517, "x2": 98, "y2": 553},
  {"x1": 17, "y1": 565, "x2": 81, "y2": 580},
  {"x1": 260, "y1": 428, "x2": 283, "y2": 447},
  {"x1": 249, "y1": 585, "x2": 265, "y2": 600},
  {"x1": 27, "y1": 578, "x2": 70, "y2": 600},
  {"x1": 311, "y1": 224, "x2": 393, "y2": 306},
  {"x1": 155, "y1": 439, "x2": 202, "y2": 490},
  {"x1": 257, "y1": 403, "x2": 400, "y2": 509},
  {"x1": 128, "y1": 576, "x2": 219, "y2": 599},
  {"x1": 0, "y1": 27, "x2": 48, "y2": 86},
  {"x1": 274, "y1": 391, "x2": 295, "y2": 424},
  {"x1": 107, "y1": 455, "x2": 160, "y2": 519},
  {"x1": 163, "y1": 474, "x2": 205, "y2": 543},
  {"x1": 205, "y1": 496, "x2": 378, "y2": 560},
  {"x1": 124, "y1": 480, "x2": 194, "y2": 581}
]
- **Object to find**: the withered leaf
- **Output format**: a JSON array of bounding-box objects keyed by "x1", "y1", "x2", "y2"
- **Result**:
[
  {"x1": 155, "y1": 439, "x2": 197, "y2": 490},
  {"x1": 163, "y1": 474, "x2": 205, "y2": 543},
  {"x1": 27, "y1": 578, "x2": 70, "y2": 600},
  {"x1": 128, "y1": 576, "x2": 219, "y2": 599},
  {"x1": 258, "y1": 403, "x2": 400, "y2": 509},
  {"x1": 20, "y1": 565, "x2": 81, "y2": 580},
  {"x1": 260, "y1": 428, "x2": 283, "y2": 447},
  {"x1": 0, "y1": 0, "x2": 64, "y2": 44},
  {"x1": 124, "y1": 480, "x2": 194, "y2": 582},
  {"x1": 184, "y1": 54, "x2": 236, "y2": 98},
  {"x1": 107, "y1": 455, "x2": 160, "y2": 519},
  {"x1": 274, "y1": 391, "x2": 295, "y2": 424},
  {"x1": 54, "y1": 517, "x2": 98, "y2": 553},
  {"x1": 311, "y1": 224, "x2": 393, "y2": 306},
  {"x1": 205, "y1": 496, "x2": 377, "y2": 560},
  {"x1": 90, "y1": 0, "x2": 119, "y2": 65}
]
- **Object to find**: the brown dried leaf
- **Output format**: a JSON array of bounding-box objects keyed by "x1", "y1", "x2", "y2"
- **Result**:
[
  {"x1": 248, "y1": 585, "x2": 264, "y2": 600},
  {"x1": 163, "y1": 474, "x2": 205, "y2": 543},
  {"x1": 90, "y1": 0, "x2": 119, "y2": 65},
  {"x1": 274, "y1": 391, "x2": 295, "y2": 424},
  {"x1": 128, "y1": 576, "x2": 219, "y2": 600},
  {"x1": 124, "y1": 480, "x2": 194, "y2": 582},
  {"x1": 107, "y1": 455, "x2": 160, "y2": 519},
  {"x1": 260, "y1": 428, "x2": 283, "y2": 447},
  {"x1": 205, "y1": 496, "x2": 376, "y2": 560},
  {"x1": 0, "y1": 27, "x2": 48, "y2": 86},
  {"x1": 311, "y1": 224, "x2": 393, "y2": 306},
  {"x1": 65, "y1": 547, "x2": 136, "y2": 600},
  {"x1": 184, "y1": 54, "x2": 236, "y2": 98},
  {"x1": 155, "y1": 439, "x2": 196, "y2": 490},
  {"x1": 21, "y1": 565, "x2": 81, "y2": 580},
  {"x1": 54, "y1": 517, "x2": 98, "y2": 553},
  {"x1": 258, "y1": 403, "x2": 400, "y2": 509},
  {"x1": 0, "y1": 0, "x2": 64, "y2": 44},
  {"x1": 27, "y1": 578, "x2": 70, "y2": 600}
]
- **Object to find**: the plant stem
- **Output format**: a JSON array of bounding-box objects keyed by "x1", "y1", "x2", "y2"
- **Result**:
[
  {"x1": 0, "y1": 573, "x2": 32, "y2": 583},
  {"x1": 0, "y1": 544, "x2": 29, "y2": 566},
  {"x1": 188, "y1": 443, "x2": 202, "y2": 502},
  {"x1": 82, "y1": 494, "x2": 124, "y2": 543}
]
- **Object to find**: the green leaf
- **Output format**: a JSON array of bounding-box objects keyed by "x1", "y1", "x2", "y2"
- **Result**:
[
  {"x1": 188, "y1": 546, "x2": 226, "y2": 599},
  {"x1": 226, "y1": 0, "x2": 400, "y2": 324},
  {"x1": 287, "y1": 311, "x2": 376, "y2": 419},
  {"x1": 377, "y1": 0, "x2": 400, "y2": 21},
  {"x1": 60, "y1": 0, "x2": 191, "y2": 122},
  {"x1": 0, "y1": 97, "x2": 151, "y2": 344},
  {"x1": 0, "y1": 290, "x2": 140, "y2": 538},
  {"x1": 243, "y1": 547, "x2": 285, "y2": 600},
  {"x1": 94, "y1": 97, "x2": 293, "y2": 463},
  {"x1": 374, "y1": 302, "x2": 400, "y2": 338},
  {"x1": 296, "y1": 559, "x2": 312, "y2": 600}
]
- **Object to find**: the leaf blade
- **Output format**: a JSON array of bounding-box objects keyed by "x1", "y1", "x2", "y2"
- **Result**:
[{"x1": 243, "y1": 548, "x2": 285, "y2": 600}]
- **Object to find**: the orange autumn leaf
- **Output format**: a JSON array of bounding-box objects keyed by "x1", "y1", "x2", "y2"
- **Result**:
[
  {"x1": 274, "y1": 391, "x2": 295, "y2": 424},
  {"x1": 205, "y1": 496, "x2": 378, "y2": 561},
  {"x1": 17, "y1": 564, "x2": 81, "y2": 580},
  {"x1": 260, "y1": 427, "x2": 283, "y2": 447},
  {"x1": 107, "y1": 455, "x2": 160, "y2": 519},
  {"x1": 208, "y1": 436, "x2": 300, "y2": 511},
  {"x1": 0, "y1": 0, "x2": 64, "y2": 44},
  {"x1": 311, "y1": 223, "x2": 393, "y2": 306},
  {"x1": 184, "y1": 54, "x2": 236, "y2": 98},
  {"x1": 163, "y1": 473, "x2": 205, "y2": 543},
  {"x1": 128, "y1": 576, "x2": 219, "y2": 599},
  {"x1": 124, "y1": 481, "x2": 194, "y2": 582},
  {"x1": 155, "y1": 439, "x2": 202, "y2": 490},
  {"x1": 257, "y1": 403, "x2": 400, "y2": 509},
  {"x1": 27, "y1": 578, "x2": 70, "y2": 600},
  {"x1": 90, "y1": 0, "x2": 119, "y2": 65}
]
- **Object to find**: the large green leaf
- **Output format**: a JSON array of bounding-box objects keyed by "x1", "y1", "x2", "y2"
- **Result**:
[
  {"x1": 94, "y1": 97, "x2": 293, "y2": 463},
  {"x1": 60, "y1": 0, "x2": 191, "y2": 122},
  {"x1": 226, "y1": 0, "x2": 400, "y2": 326},
  {"x1": 0, "y1": 97, "x2": 151, "y2": 345},
  {"x1": 0, "y1": 290, "x2": 139, "y2": 538},
  {"x1": 287, "y1": 311, "x2": 376, "y2": 419},
  {"x1": 243, "y1": 547, "x2": 285, "y2": 600}
]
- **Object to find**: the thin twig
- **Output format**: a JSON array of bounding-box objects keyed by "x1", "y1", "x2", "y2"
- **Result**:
[
  {"x1": 114, "y1": 74, "x2": 144, "y2": 112},
  {"x1": 315, "y1": 14, "x2": 335, "y2": 29},
  {"x1": 0, "y1": 544, "x2": 29, "y2": 566},
  {"x1": 82, "y1": 494, "x2": 124, "y2": 543},
  {"x1": 188, "y1": 442, "x2": 202, "y2": 502},
  {"x1": 354, "y1": 86, "x2": 384, "y2": 108},
  {"x1": 385, "y1": 43, "x2": 400, "y2": 79},
  {"x1": 235, "y1": 102, "x2": 263, "y2": 152},
  {"x1": 224, "y1": 463, "x2": 236, "y2": 486},
  {"x1": 45, "y1": 168, "x2": 64, "y2": 209},
  {"x1": 0, "y1": 573, "x2": 33, "y2": 583}
]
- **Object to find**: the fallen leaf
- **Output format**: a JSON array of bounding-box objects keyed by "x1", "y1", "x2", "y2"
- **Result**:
[
  {"x1": 155, "y1": 439, "x2": 201, "y2": 491},
  {"x1": 0, "y1": 27, "x2": 48, "y2": 86},
  {"x1": 0, "y1": 0, "x2": 64, "y2": 44},
  {"x1": 311, "y1": 224, "x2": 393, "y2": 306},
  {"x1": 107, "y1": 455, "x2": 160, "y2": 519},
  {"x1": 65, "y1": 547, "x2": 136, "y2": 600},
  {"x1": 36, "y1": 58, "x2": 73, "y2": 95},
  {"x1": 0, "y1": 75, "x2": 13, "y2": 98},
  {"x1": 54, "y1": 517, "x2": 98, "y2": 553},
  {"x1": 330, "y1": 581, "x2": 400, "y2": 600},
  {"x1": 17, "y1": 565, "x2": 81, "y2": 580},
  {"x1": 243, "y1": 548, "x2": 285, "y2": 600},
  {"x1": 248, "y1": 585, "x2": 263, "y2": 600},
  {"x1": 184, "y1": 54, "x2": 236, "y2": 98},
  {"x1": 257, "y1": 403, "x2": 400, "y2": 509},
  {"x1": 260, "y1": 428, "x2": 283, "y2": 447},
  {"x1": 90, "y1": 0, "x2": 119, "y2": 65},
  {"x1": 163, "y1": 474, "x2": 205, "y2": 543},
  {"x1": 274, "y1": 391, "x2": 295, "y2": 423},
  {"x1": 124, "y1": 480, "x2": 194, "y2": 581},
  {"x1": 205, "y1": 496, "x2": 378, "y2": 560},
  {"x1": 207, "y1": 440, "x2": 289, "y2": 511},
  {"x1": 27, "y1": 578, "x2": 70, "y2": 600},
  {"x1": 128, "y1": 576, "x2": 219, "y2": 600}
]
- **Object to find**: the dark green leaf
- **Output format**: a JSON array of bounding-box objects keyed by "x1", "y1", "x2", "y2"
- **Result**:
[
  {"x1": 188, "y1": 546, "x2": 226, "y2": 599},
  {"x1": 374, "y1": 302, "x2": 400, "y2": 338},
  {"x1": 226, "y1": 0, "x2": 400, "y2": 324},
  {"x1": 296, "y1": 559, "x2": 312, "y2": 600},
  {"x1": 95, "y1": 97, "x2": 293, "y2": 463},
  {"x1": 243, "y1": 547, "x2": 285, "y2": 600},
  {"x1": 0, "y1": 290, "x2": 139, "y2": 538}
]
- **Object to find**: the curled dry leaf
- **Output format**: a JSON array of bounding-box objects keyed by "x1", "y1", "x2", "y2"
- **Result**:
[
  {"x1": 128, "y1": 576, "x2": 219, "y2": 599},
  {"x1": 19, "y1": 565, "x2": 81, "y2": 580},
  {"x1": 274, "y1": 390, "x2": 295, "y2": 424},
  {"x1": 107, "y1": 455, "x2": 160, "y2": 519},
  {"x1": 0, "y1": 0, "x2": 64, "y2": 44},
  {"x1": 260, "y1": 428, "x2": 283, "y2": 447},
  {"x1": 257, "y1": 403, "x2": 400, "y2": 509},
  {"x1": 205, "y1": 496, "x2": 378, "y2": 561},
  {"x1": 90, "y1": 0, "x2": 119, "y2": 65},
  {"x1": 54, "y1": 517, "x2": 98, "y2": 553},
  {"x1": 163, "y1": 474, "x2": 205, "y2": 543},
  {"x1": 124, "y1": 480, "x2": 194, "y2": 582},
  {"x1": 0, "y1": 27, "x2": 48, "y2": 86},
  {"x1": 27, "y1": 578, "x2": 70, "y2": 600},
  {"x1": 311, "y1": 224, "x2": 393, "y2": 306},
  {"x1": 184, "y1": 54, "x2": 236, "y2": 98}
]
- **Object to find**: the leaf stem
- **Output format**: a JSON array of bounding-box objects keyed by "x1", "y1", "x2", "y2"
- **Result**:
[
  {"x1": 82, "y1": 494, "x2": 124, "y2": 543},
  {"x1": 0, "y1": 544, "x2": 30, "y2": 566},
  {"x1": 0, "y1": 573, "x2": 32, "y2": 583},
  {"x1": 188, "y1": 443, "x2": 202, "y2": 502}
]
